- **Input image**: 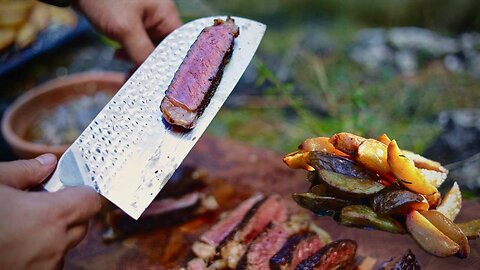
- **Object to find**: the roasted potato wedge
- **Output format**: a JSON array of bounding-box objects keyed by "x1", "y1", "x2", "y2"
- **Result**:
[
  {"x1": 419, "y1": 168, "x2": 447, "y2": 188},
  {"x1": 387, "y1": 140, "x2": 438, "y2": 195},
  {"x1": 300, "y1": 137, "x2": 349, "y2": 157},
  {"x1": 436, "y1": 182, "x2": 462, "y2": 221},
  {"x1": 329, "y1": 132, "x2": 366, "y2": 156},
  {"x1": 406, "y1": 210, "x2": 460, "y2": 257},
  {"x1": 424, "y1": 191, "x2": 441, "y2": 209},
  {"x1": 372, "y1": 189, "x2": 429, "y2": 216},
  {"x1": 377, "y1": 133, "x2": 392, "y2": 145},
  {"x1": 283, "y1": 150, "x2": 314, "y2": 171},
  {"x1": 420, "y1": 210, "x2": 469, "y2": 258},
  {"x1": 340, "y1": 205, "x2": 405, "y2": 233},
  {"x1": 457, "y1": 219, "x2": 480, "y2": 240},
  {"x1": 356, "y1": 139, "x2": 391, "y2": 176},
  {"x1": 316, "y1": 169, "x2": 385, "y2": 199},
  {"x1": 402, "y1": 150, "x2": 448, "y2": 173}
]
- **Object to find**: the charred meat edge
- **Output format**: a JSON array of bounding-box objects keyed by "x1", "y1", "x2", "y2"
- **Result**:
[
  {"x1": 295, "y1": 239, "x2": 357, "y2": 270},
  {"x1": 104, "y1": 192, "x2": 201, "y2": 240},
  {"x1": 199, "y1": 194, "x2": 264, "y2": 246},
  {"x1": 219, "y1": 195, "x2": 288, "y2": 268},
  {"x1": 270, "y1": 232, "x2": 325, "y2": 270},
  {"x1": 160, "y1": 17, "x2": 239, "y2": 129},
  {"x1": 193, "y1": 194, "x2": 264, "y2": 259},
  {"x1": 222, "y1": 194, "x2": 287, "y2": 247}
]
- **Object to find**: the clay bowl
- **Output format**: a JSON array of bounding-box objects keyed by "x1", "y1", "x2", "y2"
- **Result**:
[{"x1": 2, "y1": 72, "x2": 125, "y2": 159}]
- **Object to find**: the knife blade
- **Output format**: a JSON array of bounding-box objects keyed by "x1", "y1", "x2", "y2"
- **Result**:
[{"x1": 43, "y1": 16, "x2": 266, "y2": 219}]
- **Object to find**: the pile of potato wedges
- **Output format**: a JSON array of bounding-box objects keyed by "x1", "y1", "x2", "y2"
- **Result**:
[{"x1": 284, "y1": 132, "x2": 479, "y2": 258}]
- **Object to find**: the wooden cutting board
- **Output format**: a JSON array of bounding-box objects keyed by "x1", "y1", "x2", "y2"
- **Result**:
[{"x1": 65, "y1": 136, "x2": 480, "y2": 270}]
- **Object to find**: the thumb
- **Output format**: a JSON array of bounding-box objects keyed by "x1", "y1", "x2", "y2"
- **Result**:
[
  {"x1": 51, "y1": 186, "x2": 102, "y2": 226},
  {"x1": 120, "y1": 21, "x2": 155, "y2": 66},
  {"x1": 0, "y1": 153, "x2": 57, "y2": 190}
]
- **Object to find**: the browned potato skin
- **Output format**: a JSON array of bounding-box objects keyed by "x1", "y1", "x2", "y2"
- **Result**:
[
  {"x1": 377, "y1": 133, "x2": 392, "y2": 145},
  {"x1": 283, "y1": 150, "x2": 314, "y2": 171},
  {"x1": 424, "y1": 191, "x2": 441, "y2": 209},
  {"x1": 420, "y1": 210, "x2": 470, "y2": 258},
  {"x1": 356, "y1": 139, "x2": 391, "y2": 176},
  {"x1": 329, "y1": 132, "x2": 366, "y2": 156},
  {"x1": 406, "y1": 210, "x2": 460, "y2": 257},
  {"x1": 402, "y1": 150, "x2": 448, "y2": 173},
  {"x1": 300, "y1": 137, "x2": 350, "y2": 158}
]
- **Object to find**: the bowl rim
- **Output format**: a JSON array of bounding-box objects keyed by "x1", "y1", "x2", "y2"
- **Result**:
[{"x1": 1, "y1": 71, "x2": 126, "y2": 157}]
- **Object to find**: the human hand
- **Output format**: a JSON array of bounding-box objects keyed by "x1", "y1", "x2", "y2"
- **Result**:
[
  {"x1": 72, "y1": 0, "x2": 182, "y2": 65},
  {"x1": 0, "y1": 154, "x2": 101, "y2": 270}
]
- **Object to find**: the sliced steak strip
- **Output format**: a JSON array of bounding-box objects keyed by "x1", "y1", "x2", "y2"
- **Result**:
[
  {"x1": 237, "y1": 223, "x2": 289, "y2": 270},
  {"x1": 220, "y1": 195, "x2": 288, "y2": 268},
  {"x1": 236, "y1": 194, "x2": 288, "y2": 244},
  {"x1": 193, "y1": 194, "x2": 264, "y2": 259},
  {"x1": 295, "y1": 239, "x2": 357, "y2": 270},
  {"x1": 160, "y1": 17, "x2": 240, "y2": 129},
  {"x1": 270, "y1": 232, "x2": 325, "y2": 270}
]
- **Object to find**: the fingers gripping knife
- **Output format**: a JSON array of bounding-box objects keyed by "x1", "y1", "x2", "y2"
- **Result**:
[{"x1": 43, "y1": 16, "x2": 266, "y2": 219}]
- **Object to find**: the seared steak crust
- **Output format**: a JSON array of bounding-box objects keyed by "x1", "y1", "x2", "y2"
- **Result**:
[
  {"x1": 270, "y1": 232, "x2": 324, "y2": 270},
  {"x1": 295, "y1": 239, "x2": 357, "y2": 270}
]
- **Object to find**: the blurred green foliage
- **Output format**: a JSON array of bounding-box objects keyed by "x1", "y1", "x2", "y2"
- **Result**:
[{"x1": 177, "y1": 1, "x2": 480, "y2": 154}]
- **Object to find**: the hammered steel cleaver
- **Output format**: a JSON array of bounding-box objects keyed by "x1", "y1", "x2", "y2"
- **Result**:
[{"x1": 43, "y1": 16, "x2": 266, "y2": 219}]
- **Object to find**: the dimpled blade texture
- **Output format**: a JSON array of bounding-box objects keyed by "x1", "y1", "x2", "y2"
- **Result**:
[{"x1": 43, "y1": 16, "x2": 266, "y2": 219}]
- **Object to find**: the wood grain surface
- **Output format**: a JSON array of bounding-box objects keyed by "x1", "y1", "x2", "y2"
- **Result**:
[{"x1": 65, "y1": 136, "x2": 480, "y2": 269}]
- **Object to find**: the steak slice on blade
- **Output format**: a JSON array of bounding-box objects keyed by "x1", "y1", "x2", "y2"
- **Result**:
[
  {"x1": 270, "y1": 232, "x2": 325, "y2": 270},
  {"x1": 160, "y1": 17, "x2": 240, "y2": 129}
]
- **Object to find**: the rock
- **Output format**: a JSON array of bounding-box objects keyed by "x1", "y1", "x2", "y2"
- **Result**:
[
  {"x1": 423, "y1": 109, "x2": 480, "y2": 191},
  {"x1": 301, "y1": 29, "x2": 333, "y2": 56},
  {"x1": 349, "y1": 27, "x2": 479, "y2": 78},
  {"x1": 394, "y1": 50, "x2": 418, "y2": 76},
  {"x1": 444, "y1": 54, "x2": 464, "y2": 72},
  {"x1": 448, "y1": 154, "x2": 480, "y2": 191},
  {"x1": 350, "y1": 29, "x2": 393, "y2": 71},
  {"x1": 387, "y1": 27, "x2": 459, "y2": 57}
]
